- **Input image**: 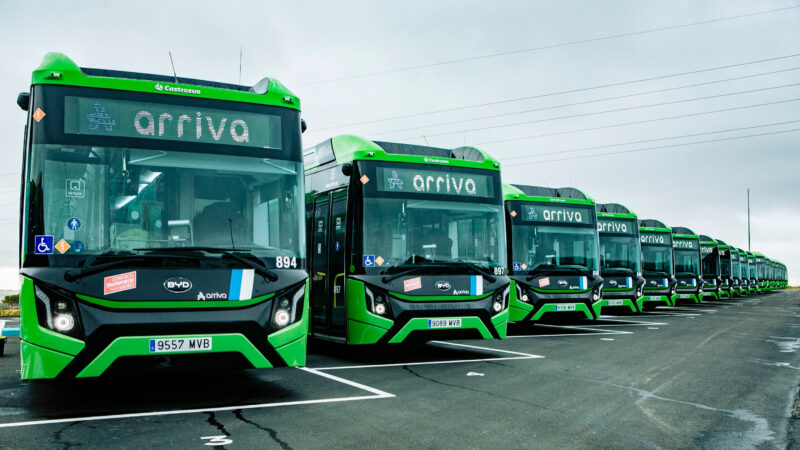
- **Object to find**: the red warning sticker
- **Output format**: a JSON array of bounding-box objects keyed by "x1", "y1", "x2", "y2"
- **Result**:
[
  {"x1": 404, "y1": 277, "x2": 422, "y2": 292},
  {"x1": 538, "y1": 277, "x2": 550, "y2": 288},
  {"x1": 104, "y1": 271, "x2": 137, "y2": 295}
]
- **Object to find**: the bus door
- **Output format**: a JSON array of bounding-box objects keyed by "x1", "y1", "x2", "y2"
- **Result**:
[
  {"x1": 310, "y1": 195, "x2": 329, "y2": 333},
  {"x1": 309, "y1": 191, "x2": 347, "y2": 338},
  {"x1": 329, "y1": 193, "x2": 347, "y2": 334}
]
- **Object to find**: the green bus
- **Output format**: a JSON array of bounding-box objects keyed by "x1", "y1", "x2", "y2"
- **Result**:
[
  {"x1": 670, "y1": 226, "x2": 703, "y2": 304},
  {"x1": 699, "y1": 235, "x2": 722, "y2": 301},
  {"x1": 595, "y1": 203, "x2": 645, "y2": 313},
  {"x1": 504, "y1": 185, "x2": 603, "y2": 322},
  {"x1": 746, "y1": 251, "x2": 758, "y2": 294},
  {"x1": 730, "y1": 247, "x2": 745, "y2": 297},
  {"x1": 716, "y1": 239, "x2": 733, "y2": 299},
  {"x1": 737, "y1": 249, "x2": 751, "y2": 296},
  {"x1": 303, "y1": 136, "x2": 509, "y2": 344},
  {"x1": 753, "y1": 252, "x2": 767, "y2": 292},
  {"x1": 639, "y1": 219, "x2": 677, "y2": 310},
  {"x1": 16, "y1": 53, "x2": 309, "y2": 379}
]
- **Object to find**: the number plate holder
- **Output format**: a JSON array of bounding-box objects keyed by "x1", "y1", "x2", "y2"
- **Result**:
[{"x1": 149, "y1": 337, "x2": 213, "y2": 353}]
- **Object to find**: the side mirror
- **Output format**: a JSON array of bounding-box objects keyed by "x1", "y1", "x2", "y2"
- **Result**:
[
  {"x1": 341, "y1": 163, "x2": 353, "y2": 177},
  {"x1": 301, "y1": 118, "x2": 307, "y2": 134},
  {"x1": 17, "y1": 92, "x2": 29, "y2": 111}
]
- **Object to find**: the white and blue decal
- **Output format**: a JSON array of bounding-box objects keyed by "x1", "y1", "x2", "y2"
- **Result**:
[
  {"x1": 228, "y1": 269, "x2": 255, "y2": 300},
  {"x1": 579, "y1": 276, "x2": 587, "y2": 290},
  {"x1": 469, "y1": 276, "x2": 483, "y2": 296}
]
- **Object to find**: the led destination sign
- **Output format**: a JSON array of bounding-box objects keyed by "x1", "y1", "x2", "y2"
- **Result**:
[
  {"x1": 673, "y1": 239, "x2": 699, "y2": 250},
  {"x1": 597, "y1": 219, "x2": 636, "y2": 235},
  {"x1": 64, "y1": 96, "x2": 282, "y2": 149},
  {"x1": 641, "y1": 232, "x2": 669, "y2": 245},
  {"x1": 376, "y1": 167, "x2": 493, "y2": 198},
  {"x1": 520, "y1": 204, "x2": 594, "y2": 225}
]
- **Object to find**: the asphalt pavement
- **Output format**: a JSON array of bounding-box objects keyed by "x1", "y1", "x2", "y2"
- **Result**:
[{"x1": 0, "y1": 291, "x2": 798, "y2": 449}]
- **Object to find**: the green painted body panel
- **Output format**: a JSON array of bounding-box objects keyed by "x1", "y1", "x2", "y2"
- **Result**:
[
  {"x1": 19, "y1": 277, "x2": 85, "y2": 356},
  {"x1": 32, "y1": 53, "x2": 300, "y2": 109},
  {"x1": 76, "y1": 292, "x2": 274, "y2": 309},
  {"x1": 268, "y1": 279, "x2": 310, "y2": 351},
  {"x1": 719, "y1": 290, "x2": 730, "y2": 299},
  {"x1": 273, "y1": 335, "x2": 307, "y2": 367},
  {"x1": 19, "y1": 340, "x2": 75, "y2": 379},
  {"x1": 77, "y1": 333, "x2": 271, "y2": 378}
]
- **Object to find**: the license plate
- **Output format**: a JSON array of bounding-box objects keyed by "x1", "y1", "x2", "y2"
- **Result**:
[
  {"x1": 606, "y1": 300, "x2": 623, "y2": 306},
  {"x1": 648, "y1": 296, "x2": 661, "y2": 301},
  {"x1": 428, "y1": 318, "x2": 462, "y2": 329},
  {"x1": 679, "y1": 294, "x2": 690, "y2": 299},
  {"x1": 555, "y1": 304, "x2": 576, "y2": 311},
  {"x1": 149, "y1": 337, "x2": 212, "y2": 353}
]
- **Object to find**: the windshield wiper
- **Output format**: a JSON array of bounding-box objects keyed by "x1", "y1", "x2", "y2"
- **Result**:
[
  {"x1": 135, "y1": 247, "x2": 278, "y2": 282},
  {"x1": 451, "y1": 260, "x2": 497, "y2": 283},
  {"x1": 63, "y1": 252, "x2": 190, "y2": 282},
  {"x1": 525, "y1": 264, "x2": 588, "y2": 281}
]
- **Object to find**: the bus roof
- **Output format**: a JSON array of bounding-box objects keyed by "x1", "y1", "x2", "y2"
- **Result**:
[
  {"x1": 503, "y1": 184, "x2": 594, "y2": 205},
  {"x1": 670, "y1": 226, "x2": 698, "y2": 239},
  {"x1": 699, "y1": 235, "x2": 717, "y2": 245},
  {"x1": 27, "y1": 52, "x2": 299, "y2": 110},
  {"x1": 638, "y1": 219, "x2": 670, "y2": 232},
  {"x1": 596, "y1": 203, "x2": 637, "y2": 219},
  {"x1": 304, "y1": 135, "x2": 500, "y2": 172}
]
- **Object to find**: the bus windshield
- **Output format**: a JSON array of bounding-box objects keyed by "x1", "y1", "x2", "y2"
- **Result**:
[
  {"x1": 701, "y1": 248, "x2": 719, "y2": 277},
  {"x1": 27, "y1": 144, "x2": 305, "y2": 268},
  {"x1": 641, "y1": 243, "x2": 673, "y2": 275},
  {"x1": 599, "y1": 235, "x2": 640, "y2": 273},
  {"x1": 720, "y1": 255, "x2": 731, "y2": 276},
  {"x1": 511, "y1": 224, "x2": 598, "y2": 274},
  {"x1": 362, "y1": 196, "x2": 505, "y2": 270},
  {"x1": 674, "y1": 249, "x2": 700, "y2": 275}
]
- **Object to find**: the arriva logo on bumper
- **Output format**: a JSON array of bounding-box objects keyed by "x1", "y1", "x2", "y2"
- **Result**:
[{"x1": 197, "y1": 291, "x2": 227, "y2": 300}]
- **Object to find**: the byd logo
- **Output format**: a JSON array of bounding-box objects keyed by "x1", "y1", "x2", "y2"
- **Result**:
[
  {"x1": 436, "y1": 281, "x2": 451, "y2": 291},
  {"x1": 164, "y1": 277, "x2": 193, "y2": 293}
]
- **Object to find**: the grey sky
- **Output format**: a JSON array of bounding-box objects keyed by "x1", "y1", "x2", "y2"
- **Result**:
[{"x1": 0, "y1": 0, "x2": 798, "y2": 287}]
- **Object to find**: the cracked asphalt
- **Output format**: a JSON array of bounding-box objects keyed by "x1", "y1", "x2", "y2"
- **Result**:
[{"x1": 0, "y1": 290, "x2": 798, "y2": 449}]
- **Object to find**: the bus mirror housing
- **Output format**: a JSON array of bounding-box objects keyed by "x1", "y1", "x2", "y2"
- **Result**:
[
  {"x1": 301, "y1": 118, "x2": 307, "y2": 133},
  {"x1": 341, "y1": 163, "x2": 353, "y2": 177},
  {"x1": 17, "y1": 92, "x2": 29, "y2": 111}
]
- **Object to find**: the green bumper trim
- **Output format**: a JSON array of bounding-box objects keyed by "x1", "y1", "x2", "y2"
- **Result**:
[
  {"x1": 387, "y1": 316, "x2": 493, "y2": 344},
  {"x1": 530, "y1": 302, "x2": 594, "y2": 321},
  {"x1": 274, "y1": 334, "x2": 307, "y2": 367},
  {"x1": 76, "y1": 292, "x2": 274, "y2": 309},
  {"x1": 77, "y1": 333, "x2": 271, "y2": 378},
  {"x1": 643, "y1": 294, "x2": 675, "y2": 306},
  {"x1": 20, "y1": 340, "x2": 75, "y2": 380},
  {"x1": 671, "y1": 292, "x2": 701, "y2": 304},
  {"x1": 347, "y1": 319, "x2": 390, "y2": 345},
  {"x1": 598, "y1": 297, "x2": 638, "y2": 313},
  {"x1": 700, "y1": 291, "x2": 720, "y2": 301},
  {"x1": 490, "y1": 309, "x2": 509, "y2": 339}
]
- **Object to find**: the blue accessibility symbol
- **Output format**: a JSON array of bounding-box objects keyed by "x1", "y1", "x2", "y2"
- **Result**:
[
  {"x1": 67, "y1": 217, "x2": 81, "y2": 231},
  {"x1": 513, "y1": 262, "x2": 522, "y2": 271},
  {"x1": 34, "y1": 235, "x2": 54, "y2": 255},
  {"x1": 363, "y1": 255, "x2": 375, "y2": 267},
  {"x1": 71, "y1": 240, "x2": 85, "y2": 253}
]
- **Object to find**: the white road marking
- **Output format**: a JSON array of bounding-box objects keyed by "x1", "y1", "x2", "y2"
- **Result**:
[
  {"x1": 0, "y1": 367, "x2": 394, "y2": 429},
  {"x1": 466, "y1": 372, "x2": 484, "y2": 377},
  {"x1": 600, "y1": 338, "x2": 615, "y2": 341},
  {"x1": 313, "y1": 340, "x2": 544, "y2": 371},
  {"x1": 647, "y1": 327, "x2": 659, "y2": 330}
]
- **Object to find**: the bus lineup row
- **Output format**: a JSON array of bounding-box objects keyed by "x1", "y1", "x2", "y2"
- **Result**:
[{"x1": 14, "y1": 54, "x2": 789, "y2": 379}]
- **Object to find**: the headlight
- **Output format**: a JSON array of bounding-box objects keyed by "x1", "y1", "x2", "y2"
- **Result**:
[
  {"x1": 365, "y1": 286, "x2": 392, "y2": 317},
  {"x1": 635, "y1": 287, "x2": 643, "y2": 298},
  {"x1": 271, "y1": 285, "x2": 305, "y2": 330},
  {"x1": 34, "y1": 285, "x2": 84, "y2": 339}
]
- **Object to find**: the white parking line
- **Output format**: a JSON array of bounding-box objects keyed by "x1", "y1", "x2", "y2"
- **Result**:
[
  {"x1": 0, "y1": 367, "x2": 394, "y2": 429},
  {"x1": 313, "y1": 340, "x2": 544, "y2": 371},
  {"x1": 508, "y1": 323, "x2": 633, "y2": 338}
]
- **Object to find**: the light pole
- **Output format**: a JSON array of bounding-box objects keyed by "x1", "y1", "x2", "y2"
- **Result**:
[{"x1": 747, "y1": 188, "x2": 751, "y2": 251}]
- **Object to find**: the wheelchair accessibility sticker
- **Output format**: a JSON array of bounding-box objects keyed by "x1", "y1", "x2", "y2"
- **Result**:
[{"x1": 35, "y1": 235, "x2": 54, "y2": 255}]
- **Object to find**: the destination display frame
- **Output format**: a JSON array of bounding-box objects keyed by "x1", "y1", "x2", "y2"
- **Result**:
[
  {"x1": 31, "y1": 85, "x2": 303, "y2": 161},
  {"x1": 597, "y1": 217, "x2": 637, "y2": 235},
  {"x1": 507, "y1": 201, "x2": 596, "y2": 227}
]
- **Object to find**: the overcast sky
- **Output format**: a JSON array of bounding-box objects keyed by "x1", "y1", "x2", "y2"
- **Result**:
[{"x1": 0, "y1": 0, "x2": 798, "y2": 288}]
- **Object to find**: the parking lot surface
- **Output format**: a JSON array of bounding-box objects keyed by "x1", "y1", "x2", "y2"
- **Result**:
[{"x1": 0, "y1": 291, "x2": 798, "y2": 448}]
